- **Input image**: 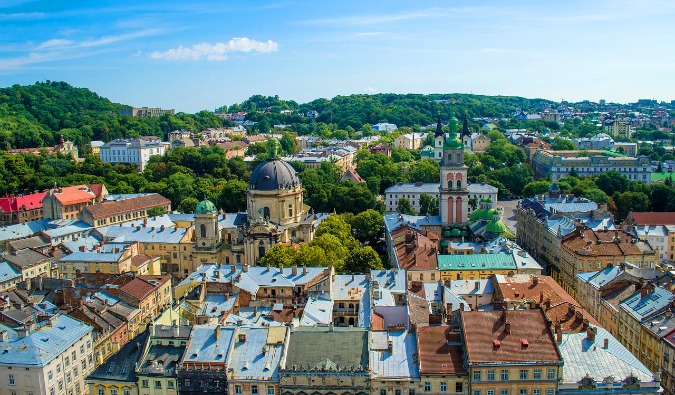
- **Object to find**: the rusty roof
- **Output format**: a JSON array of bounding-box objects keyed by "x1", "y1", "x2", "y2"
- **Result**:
[
  {"x1": 83, "y1": 194, "x2": 170, "y2": 219},
  {"x1": 461, "y1": 310, "x2": 562, "y2": 364},
  {"x1": 392, "y1": 226, "x2": 438, "y2": 271},
  {"x1": 561, "y1": 228, "x2": 645, "y2": 257},
  {"x1": 493, "y1": 274, "x2": 576, "y2": 307},
  {"x1": 627, "y1": 212, "x2": 675, "y2": 226},
  {"x1": 416, "y1": 324, "x2": 466, "y2": 375},
  {"x1": 545, "y1": 302, "x2": 599, "y2": 333}
]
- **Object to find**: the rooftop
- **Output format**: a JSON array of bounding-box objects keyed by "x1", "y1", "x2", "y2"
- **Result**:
[
  {"x1": 438, "y1": 253, "x2": 516, "y2": 272},
  {"x1": 181, "y1": 324, "x2": 235, "y2": 366},
  {"x1": 283, "y1": 327, "x2": 369, "y2": 372},
  {"x1": 416, "y1": 325, "x2": 465, "y2": 375},
  {"x1": 84, "y1": 193, "x2": 171, "y2": 220},
  {"x1": 228, "y1": 326, "x2": 286, "y2": 381},
  {"x1": 369, "y1": 330, "x2": 420, "y2": 379}
]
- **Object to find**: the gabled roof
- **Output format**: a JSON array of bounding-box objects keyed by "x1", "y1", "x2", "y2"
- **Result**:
[
  {"x1": 51, "y1": 185, "x2": 98, "y2": 205},
  {"x1": 0, "y1": 315, "x2": 92, "y2": 366},
  {"x1": 283, "y1": 327, "x2": 368, "y2": 372},
  {"x1": 228, "y1": 327, "x2": 286, "y2": 381},
  {"x1": 0, "y1": 191, "x2": 47, "y2": 213},
  {"x1": 416, "y1": 325, "x2": 465, "y2": 375},
  {"x1": 627, "y1": 212, "x2": 675, "y2": 226},
  {"x1": 83, "y1": 194, "x2": 170, "y2": 219},
  {"x1": 2, "y1": 248, "x2": 50, "y2": 268},
  {"x1": 619, "y1": 286, "x2": 675, "y2": 322},
  {"x1": 461, "y1": 310, "x2": 562, "y2": 364},
  {"x1": 181, "y1": 324, "x2": 235, "y2": 365}
]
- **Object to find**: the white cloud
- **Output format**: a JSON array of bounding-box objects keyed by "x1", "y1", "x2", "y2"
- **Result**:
[
  {"x1": 150, "y1": 37, "x2": 279, "y2": 61},
  {"x1": 364, "y1": 87, "x2": 377, "y2": 93},
  {"x1": 35, "y1": 39, "x2": 74, "y2": 49}
]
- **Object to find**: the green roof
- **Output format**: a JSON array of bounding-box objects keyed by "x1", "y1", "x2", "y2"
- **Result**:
[
  {"x1": 444, "y1": 137, "x2": 463, "y2": 150},
  {"x1": 195, "y1": 199, "x2": 217, "y2": 214},
  {"x1": 284, "y1": 328, "x2": 369, "y2": 371},
  {"x1": 470, "y1": 208, "x2": 486, "y2": 221},
  {"x1": 480, "y1": 208, "x2": 498, "y2": 221},
  {"x1": 437, "y1": 253, "x2": 517, "y2": 271},
  {"x1": 486, "y1": 219, "x2": 508, "y2": 234}
]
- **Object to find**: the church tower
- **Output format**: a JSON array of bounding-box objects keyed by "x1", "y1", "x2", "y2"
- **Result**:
[
  {"x1": 433, "y1": 116, "x2": 445, "y2": 162},
  {"x1": 439, "y1": 130, "x2": 469, "y2": 225},
  {"x1": 460, "y1": 118, "x2": 473, "y2": 153}
]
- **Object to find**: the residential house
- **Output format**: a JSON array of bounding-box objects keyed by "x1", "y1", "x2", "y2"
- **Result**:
[
  {"x1": 177, "y1": 324, "x2": 235, "y2": 395},
  {"x1": 107, "y1": 274, "x2": 172, "y2": 325},
  {"x1": 2, "y1": 248, "x2": 52, "y2": 280},
  {"x1": 461, "y1": 310, "x2": 563, "y2": 395},
  {"x1": 279, "y1": 326, "x2": 370, "y2": 395},
  {"x1": 86, "y1": 329, "x2": 149, "y2": 395},
  {"x1": 81, "y1": 194, "x2": 171, "y2": 228},
  {"x1": 370, "y1": 329, "x2": 421, "y2": 395},
  {"x1": 0, "y1": 314, "x2": 94, "y2": 395},
  {"x1": 135, "y1": 325, "x2": 191, "y2": 395},
  {"x1": 0, "y1": 191, "x2": 48, "y2": 226},
  {"x1": 416, "y1": 324, "x2": 467, "y2": 395},
  {"x1": 394, "y1": 133, "x2": 427, "y2": 150},
  {"x1": 42, "y1": 184, "x2": 108, "y2": 221}
]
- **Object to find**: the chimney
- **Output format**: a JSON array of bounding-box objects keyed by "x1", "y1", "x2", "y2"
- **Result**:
[
  {"x1": 262, "y1": 346, "x2": 267, "y2": 355},
  {"x1": 587, "y1": 326, "x2": 596, "y2": 342},
  {"x1": 292, "y1": 265, "x2": 298, "y2": 275},
  {"x1": 239, "y1": 333, "x2": 247, "y2": 342},
  {"x1": 231, "y1": 265, "x2": 236, "y2": 273},
  {"x1": 17, "y1": 326, "x2": 30, "y2": 339},
  {"x1": 143, "y1": 218, "x2": 148, "y2": 227},
  {"x1": 280, "y1": 265, "x2": 284, "y2": 274},
  {"x1": 215, "y1": 325, "x2": 221, "y2": 341},
  {"x1": 544, "y1": 298, "x2": 551, "y2": 310},
  {"x1": 556, "y1": 326, "x2": 562, "y2": 344},
  {"x1": 303, "y1": 265, "x2": 307, "y2": 274},
  {"x1": 568, "y1": 304, "x2": 576, "y2": 315},
  {"x1": 603, "y1": 338, "x2": 609, "y2": 349},
  {"x1": 387, "y1": 339, "x2": 393, "y2": 353},
  {"x1": 475, "y1": 282, "x2": 480, "y2": 290},
  {"x1": 254, "y1": 306, "x2": 258, "y2": 315},
  {"x1": 80, "y1": 246, "x2": 86, "y2": 252},
  {"x1": 136, "y1": 225, "x2": 141, "y2": 231},
  {"x1": 539, "y1": 292, "x2": 544, "y2": 304},
  {"x1": 160, "y1": 225, "x2": 165, "y2": 231},
  {"x1": 0, "y1": 330, "x2": 7, "y2": 342},
  {"x1": 533, "y1": 276, "x2": 539, "y2": 286},
  {"x1": 505, "y1": 322, "x2": 511, "y2": 334}
]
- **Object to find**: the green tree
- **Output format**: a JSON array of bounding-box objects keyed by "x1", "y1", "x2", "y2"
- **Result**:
[
  {"x1": 408, "y1": 159, "x2": 440, "y2": 183},
  {"x1": 344, "y1": 246, "x2": 383, "y2": 273},
  {"x1": 316, "y1": 214, "x2": 352, "y2": 240},
  {"x1": 147, "y1": 206, "x2": 167, "y2": 217},
  {"x1": 595, "y1": 171, "x2": 630, "y2": 196},
  {"x1": 293, "y1": 244, "x2": 329, "y2": 267},
  {"x1": 260, "y1": 244, "x2": 297, "y2": 267},
  {"x1": 397, "y1": 197, "x2": 416, "y2": 215},
  {"x1": 419, "y1": 193, "x2": 439, "y2": 215},
  {"x1": 352, "y1": 209, "x2": 385, "y2": 245},
  {"x1": 522, "y1": 180, "x2": 552, "y2": 197},
  {"x1": 615, "y1": 191, "x2": 649, "y2": 220},
  {"x1": 178, "y1": 197, "x2": 200, "y2": 213},
  {"x1": 217, "y1": 180, "x2": 247, "y2": 212},
  {"x1": 551, "y1": 138, "x2": 576, "y2": 150},
  {"x1": 310, "y1": 234, "x2": 349, "y2": 271}
]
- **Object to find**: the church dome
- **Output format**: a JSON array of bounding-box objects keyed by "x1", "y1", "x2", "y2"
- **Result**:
[
  {"x1": 470, "y1": 208, "x2": 486, "y2": 221},
  {"x1": 195, "y1": 199, "x2": 217, "y2": 214},
  {"x1": 485, "y1": 219, "x2": 508, "y2": 234},
  {"x1": 444, "y1": 137, "x2": 464, "y2": 150},
  {"x1": 249, "y1": 158, "x2": 301, "y2": 191},
  {"x1": 480, "y1": 208, "x2": 498, "y2": 221}
]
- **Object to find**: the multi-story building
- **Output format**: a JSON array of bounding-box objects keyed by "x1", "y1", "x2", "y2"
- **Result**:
[
  {"x1": 0, "y1": 314, "x2": 94, "y2": 395},
  {"x1": 384, "y1": 183, "x2": 497, "y2": 214},
  {"x1": 416, "y1": 324, "x2": 467, "y2": 395},
  {"x1": 373, "y1": 123, "x2": 398, "y2": 133},
  {"x1": 532, "y1": 149, "x2": 652, "y2": 183},
  {"x1": 394, "y1": 133, "x2": 427, "y2": 150},
  {"x1": 571, "y1": 133, "x2": 614, "y2": 150},
  {"x1": 437, "y1": 253, "x2": 541, "y2": 281},
  {"x1": 120, "y1": 107, "x2": 175, "y2": 118},
  {"x1": 86, "y1": 329, "x2": 149, "y2": 395},
  {"x1": 387, "y1": 224, "x2": 440, "y2": 285},
  {"x1": 106, "y1": 274, "x2": 173, "y2": 325},
  {"x1": 661, "y1": 325, "x2": 675, "y2": 395},
  {"x1": 557, "y1": 326, "x2": 659, "y2": 395},
  {"x1": 331, "y1": 274, "x2": 369, "y2": 327},
  {"x1": 58, "y1": 242, "x2": 137, "y2": 278},
  {"x1": 226, "y1": 326, "x2": 288, "y2": 395},
  {"x1": 279, "y1": 326, "x2": 370, "y2": 395},
  {"x1": 6, "y1": 135, "x2": 79, "y2": 159},
  {"x1": 80, "y1": 194, "x2": 171, "y2": 228},
  {"x1": 614, "y1": 142, "x2": 639, "y2": 156},
  {"x1": 95, "y1": 225, "x2": 194, "y2": 277},
  {"x1": 69, "y1": 301, "x2": 130, "y2": 367},
  {"x1": 0, "y1": 261, "x2": 22, "y2": 291},
  {"x1": 99, "y1": 139, "x2": 167, "y2": 171},
  {"x1": 42, "y1": 184, "x2": 108, "y2": 221},
  {"x1": 177, "y1": 324, "x2": 234, "y2": 395},
  {"x1": 370, "y1": 329, "x2": 420, "y2": 394},
  {"x1": 634, "y1": 225, "x2": 670, "y2": 261},
  {"x1": 618, "y1": 284, "x2": 675, "y2": 373},
  {"x1": 603, "y1": 117, "x2": 632, "y2": 138},
  {"x1": 559, "y1": 227, "x2": 656, "y2": 295},
  {"x1": 461, "y1": 310, "x2": 563, "y2": 395},
  {"x1": 136, "y1": 325, "x2": 191, "y2": 395},
  {"x1": 0, "y1": 191, "x2": 47, "y2": 226},
  {"x1": 2, "y1": 248, "x2": 53, "y2": 280}
]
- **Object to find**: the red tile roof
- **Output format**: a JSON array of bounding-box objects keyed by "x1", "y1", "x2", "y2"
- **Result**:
[
  {"x1": 416, "y1": 325, "x2": 466, "y2": 375},
  {"x1": 545, "y1": 302, "x2": 599, "y2": 333},
  {"x1": 493, "y1": 274, "x2": 576, "y2": 307},
  {"x1": 53, "y1": 185, "x2": 98, "y2": 205},
  {"x1": 561, "y1": 227, "x2": 645, "y2": 257},
  {"x1": 461, "y1": 310, "x2": 562, "y2": 364},
  {"x1": 392, "y1": 225, "x2": 438, "y2": 271},
  {"x1": 626, "y1": 212, "x2": 675, "y2": 226},
  {"x1": 83, "y1": 194, "x2": 171, "y2": 219},
  {"x1": 0, "y1": 191, "x2": 47, "y2": 213}
]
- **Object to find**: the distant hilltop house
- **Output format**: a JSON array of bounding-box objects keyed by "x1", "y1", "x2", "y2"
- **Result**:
[
  {"x1": 602, "y1": 116, "x2": 633, "y2": 139},
  {"x1": 394, "y1": 133, "x2": 427, "y2": 150},
  {"x1": 372, "y1": 122, "x2": 398, "y2": 132},
  {"x1": 214, "y1": 111, "x2": 247, "y2": 122},
  {"x1": 6, "y1": 135, "x2": 79, "y2": 160},
  {"x1": 515, "y1": 109, "x2": 542, "y2": 121},
  {"x1": 99, "y1": 138, "x2": 168, "y2": 171},
  {"x1": 120, "y1": 107, "x2": 175, "y2": 118}
]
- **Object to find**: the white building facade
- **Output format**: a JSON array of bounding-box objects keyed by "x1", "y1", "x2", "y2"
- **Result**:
[{"x1": 99, "y1": 138, "x2": 167, "y2": 171}]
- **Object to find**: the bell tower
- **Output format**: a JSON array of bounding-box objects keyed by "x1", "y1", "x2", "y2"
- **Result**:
[{"x1": 439, "y1": 130, "x2": 469, "y2": 225}]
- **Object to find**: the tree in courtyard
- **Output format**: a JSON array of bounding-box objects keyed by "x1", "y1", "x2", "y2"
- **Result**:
[{"x1": 397, "y1": 197, "x2": 416, "y2": 215}]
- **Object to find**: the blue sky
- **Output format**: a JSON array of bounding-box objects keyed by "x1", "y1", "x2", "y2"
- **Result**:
[{"x1": 1, "y1": 0, "x2": 674, "y2": 113}]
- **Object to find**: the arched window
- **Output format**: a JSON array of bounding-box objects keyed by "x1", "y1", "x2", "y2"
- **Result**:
[
  {"x1": 258, "y1": 241, "x2": 266, "y2": 258},
  {"x1": 199, "y1": 224, "x2": 206, "y2": 238},
  {"x1": 225, "y1": 256, "x2": 230, "y2": 264},
  {"x1": 456, "y1": 180, "x2": 461, "y2": 189}
]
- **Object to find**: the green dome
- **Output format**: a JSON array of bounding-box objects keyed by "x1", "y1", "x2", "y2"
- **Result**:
[
  {"x1": 450, "y1": 229, "x2": 462, "y2": 236},
  {"x1": 195, "y1": 199, "x2": 217, "y2": 214},
  {"x1": 480, "y1": 208, "x2": 498, "y2": 221},
  {"x1": 444, "y1": 137, "x2": 464, "y2": 150},
  {"x1": 470, "y1": 208, "x2": 486, "y2": 221},
  {"x1": 486, "y1": 219, "x2": 508, "y2": 234}
]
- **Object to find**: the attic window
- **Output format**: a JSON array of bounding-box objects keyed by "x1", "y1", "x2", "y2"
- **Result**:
[{"x1": 521, "y1": 339, "x2": 529, "y2": 347}]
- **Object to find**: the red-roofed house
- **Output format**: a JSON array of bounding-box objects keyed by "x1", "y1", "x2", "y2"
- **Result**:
[
  {"x1": 42, "y1": 184, "x2": 108, "y2": 220},
  {"x1": 108, "y1": 274, "x2": 172, "y2": 324},
  {"x1": 0, "y1": 191, "x2": 48, "y2": 226},
  {"x1": 417, "y1": 324, "x2": 467, "y2": 393},
  {"x1": 625, "y1": 212, "x2": 675, "y2": 227}
]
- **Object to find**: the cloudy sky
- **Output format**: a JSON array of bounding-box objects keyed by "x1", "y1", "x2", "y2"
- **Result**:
[{"x1": 1, "y1": 0, "x2": 674, "y2": 112}]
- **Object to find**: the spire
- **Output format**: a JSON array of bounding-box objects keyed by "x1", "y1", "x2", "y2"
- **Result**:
[
  {"x1": 435, "y1": 115, "x2": 444, "y2": 137},
  {"x1": 460, "y1": 118, "x2": 471, "y2": 138}
]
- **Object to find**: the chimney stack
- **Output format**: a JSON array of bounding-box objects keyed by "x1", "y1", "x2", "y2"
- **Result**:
[
  {"x1": 292, "y1": 265, "x2": 298, "y2": 275},
  {"x1": 215, "y1": 325, "x2": 221, "y2": 341},
  {"x1": 505, "y1": 322, "x2": 511, "y2": 334},
  {"x1": 586, "y1": 326, "x2": 596, "y2": 342},
  {"x1": 603, "y1": 338, "x2": 609, "y2": 349}
]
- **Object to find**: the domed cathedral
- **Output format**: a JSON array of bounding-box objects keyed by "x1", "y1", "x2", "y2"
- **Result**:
[
  {"x1": 243, "y1": 138, "x2": 320, "y2": 265},
  {"x1": 439, "y1": 127, "x2": 469, "y2": 226}
]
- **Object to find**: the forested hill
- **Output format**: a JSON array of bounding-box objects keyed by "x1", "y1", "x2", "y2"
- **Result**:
[
  {"x1": 219, "y1": 93, "x2": 556, "y2": 131},
  {"x1": 0, "y1": 81, "x2": 557, "y2": 149}
]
